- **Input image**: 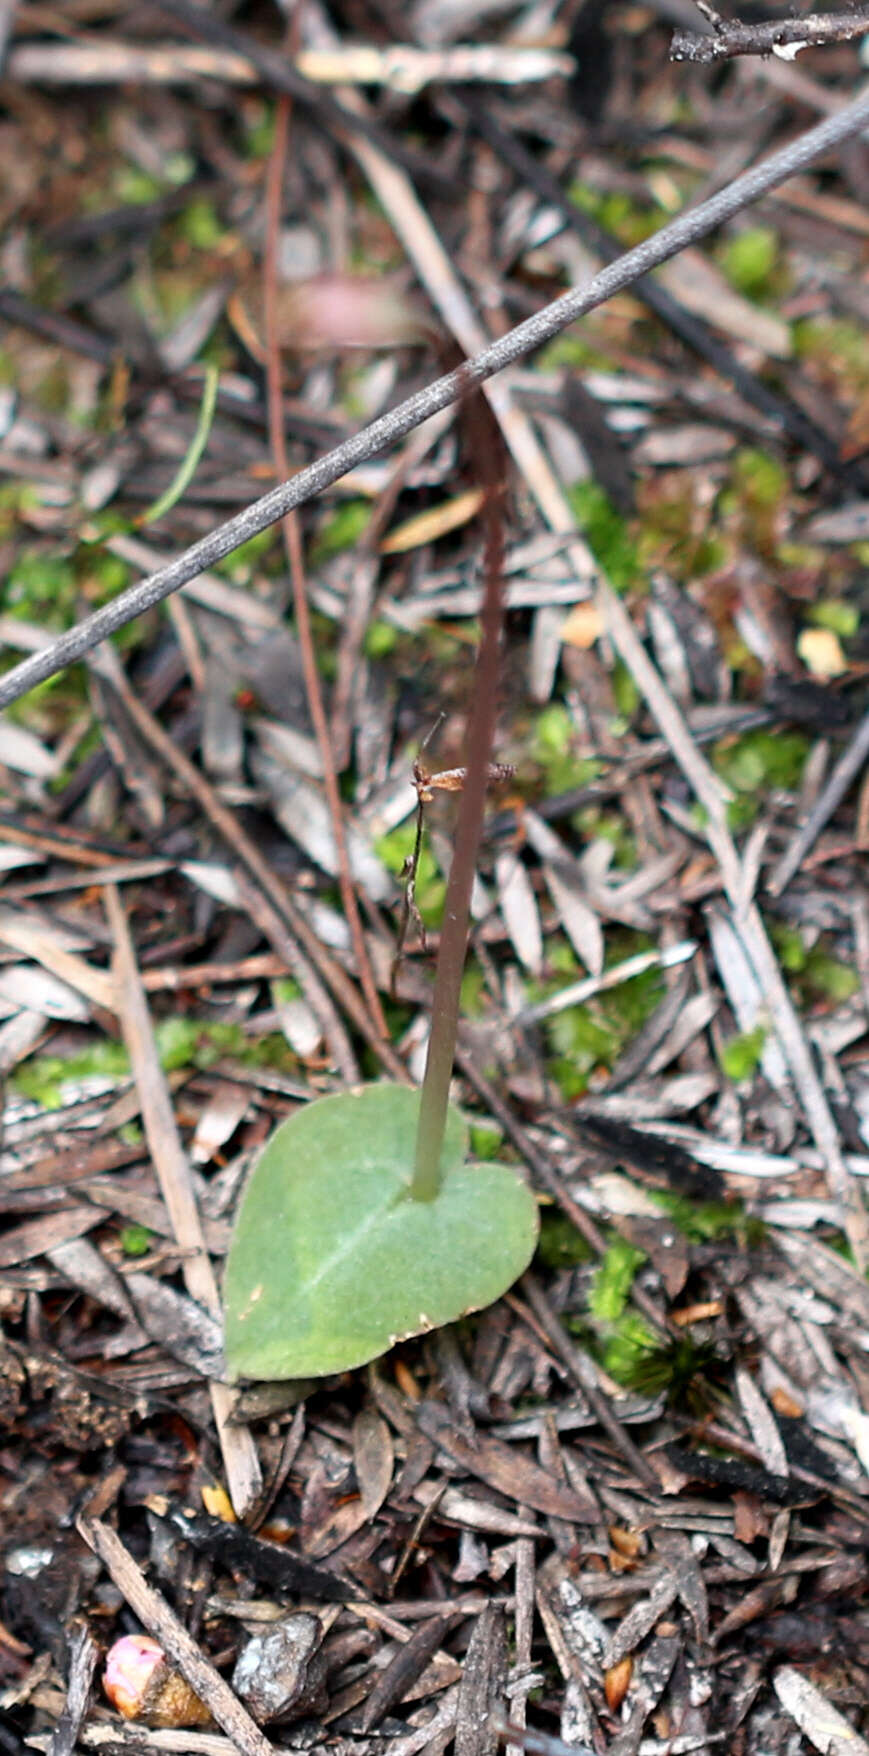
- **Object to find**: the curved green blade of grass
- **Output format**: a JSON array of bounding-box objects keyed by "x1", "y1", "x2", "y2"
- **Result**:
[{"x1": 138, "y1": 363, "x2": 220, "y2": 528}]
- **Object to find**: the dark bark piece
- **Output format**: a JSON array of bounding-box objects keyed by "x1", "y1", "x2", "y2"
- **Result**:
[
  {"x1": 762, "y1": 674, "x2": 852, "y2": 735},
  {"x1": 1, "y1": 1138, "x2": 144, "y2": 1194},
  {"x1": 607, "y1": 1632, "x2": 680, "y2": 1756},
  {"x1": 454, "y1": 1602, "x2": 507, "y2": 1756},
  {"x1": 353, "y1": 1406, "x2": 395, "y2": 1521},
  {"x1": 415, "y1": 1401, "x2": 599, "y2": 1522},
  {"x1": 161, "y1": 1506, "x2": 356, "y2": 1601},
  {"x1": 0, "y1": 1204, "x2": 106, "y2": 1268},
  {"x1": 665, "y1": 1446, "x2": 812, "y2": 1506},
  {"x1": 125, "y1": 1273, "x2": 225, "y2": 1378},
  {"x1": 655, "y1": 1530, "x2": 710, "y2": 1647},
  {"x1": 536, "y1": 1552, "x2": 607, "y2": 1685},
  {"x1": 603, "y1": 1571, "x2": 680, "y2": 1670},
  {"x1": 571, "y1": 1111, "x2": 725, "y2": 1201}
]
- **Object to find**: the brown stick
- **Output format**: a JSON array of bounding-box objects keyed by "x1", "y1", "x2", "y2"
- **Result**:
[
  {"x1": 672, "y1": 5, "x2": 869, "y2": 62},
  {"x1": 262, "y1": 93, "x2": 388, "y2": 1043}
]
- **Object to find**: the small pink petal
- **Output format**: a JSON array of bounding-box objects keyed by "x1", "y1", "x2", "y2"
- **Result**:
[
  {"x1": 280, "y1": 274, "x2": 428, "y2": 350},
  {"x1": 103, "y1": 1635, "x2": 164, "y2": 1718}
]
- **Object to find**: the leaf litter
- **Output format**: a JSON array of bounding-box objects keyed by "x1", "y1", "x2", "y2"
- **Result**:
[{"x1": 1, "y1": 6, "x2": 869, "y2": 1756}]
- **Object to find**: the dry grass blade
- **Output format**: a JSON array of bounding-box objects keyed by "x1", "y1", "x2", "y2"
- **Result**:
[
  {"x1": 104, "y1": 884, "x2": 261, "y2": 1517},
  {"x1": 770, "y1": 706, "x2": 869, "y2": 894}
]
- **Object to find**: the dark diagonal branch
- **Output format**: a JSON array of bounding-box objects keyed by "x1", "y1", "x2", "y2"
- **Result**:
[
  {"x1": 2, "y1": 85, "x2": 869, "y2": 711},
  {"x1": 672, "y1": 6, "x2": 869, "y2": 62}
]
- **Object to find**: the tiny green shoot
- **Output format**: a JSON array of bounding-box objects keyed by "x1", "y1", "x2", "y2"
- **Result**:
[{"x1": 138, "y1": 364, "x2": 220, "y2": 527}]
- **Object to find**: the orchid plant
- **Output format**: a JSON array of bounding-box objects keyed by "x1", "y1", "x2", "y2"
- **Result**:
[{"x1": 223, "y1": 378, "x2": 538, "y2": 1380}]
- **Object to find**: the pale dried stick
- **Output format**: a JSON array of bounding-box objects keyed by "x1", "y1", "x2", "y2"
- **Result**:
[
  {"x1": 774, "y1": 1664, "x2": 869, "y2": 1756},
  {"x1": 7, "y1": 40, "x2": 574, "y2": 90},
  {"x1": 769, "y1": 705, "x2": 869, "y2": 895},
  {"x1": 104, "y1": 885, "x2": 262, "y2": 1518},
  {"x1": 599, "y1": 583, "x2": 869, "y2": 1271},
  {"x1": 0, "y1": 907, "x2": 116, "y2": 1012}
]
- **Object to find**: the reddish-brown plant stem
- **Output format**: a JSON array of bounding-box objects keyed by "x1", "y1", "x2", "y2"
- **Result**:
[
  {"x1": 411, "y1": 376, "x2": 507, "y2": 1200},
  {"x1": 263, "y1": 94, "x2": 387, "y2": 1043}
]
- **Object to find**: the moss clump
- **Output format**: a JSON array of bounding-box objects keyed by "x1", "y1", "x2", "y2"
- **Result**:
[
  {"x1": 312, "y1": 499, "x2": 372, "y2": 564},
  {"x1": 531, "y1": 703, "x2": 601, "y2": 797},
  {"x1": 567, "y1": 482, "x2": 641, "y2": 594},
  {"x1": 719, "y1": 227, "x2": 780, "y2": 301},
  {"x1": 719, "y1": 1025, "x2": 767, "y2": 1083}
]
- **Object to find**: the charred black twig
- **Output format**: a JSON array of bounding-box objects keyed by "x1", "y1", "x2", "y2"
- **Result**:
[{"x1": 672, "y1": 4, "x2": 869, "y2": 62}]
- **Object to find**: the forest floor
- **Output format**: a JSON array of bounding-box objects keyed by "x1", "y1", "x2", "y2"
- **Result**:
[{"x1": 1, "y1": 6, "x2": 869, "y2": 1756}]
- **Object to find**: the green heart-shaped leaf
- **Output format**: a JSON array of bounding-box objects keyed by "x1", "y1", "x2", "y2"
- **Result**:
[{"x1": 224, "y1": 1083, "x2": 538, "y2": 1380}]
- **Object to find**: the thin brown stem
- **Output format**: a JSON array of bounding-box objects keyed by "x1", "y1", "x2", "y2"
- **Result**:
[
  {"x1": 411, "y1": 380, "x2": 506, "y2": 1201},
  {"x1": 263, "y1": 94, "x2": 388, "y2": 1044}
]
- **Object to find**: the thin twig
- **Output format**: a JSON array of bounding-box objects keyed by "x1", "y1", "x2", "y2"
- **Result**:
[
  {"x1": 769, "y1": 707, "x2": 869, "y2": 895},
  {"x1": 263, "y1": 93, "x2": 386, "y2": 1041},
  {"x1": 104, "y1": 884, "x2": 262, "y2": 1519},
  {"x1": 458, "y1": 93, "x2": 854, "y2": 484},
  {"x1": 3, "y1": 85, "x2": 869, "y2": 710},
  {"x1": 672, "y1": 8, "x2": 869, "y2": 63}
]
